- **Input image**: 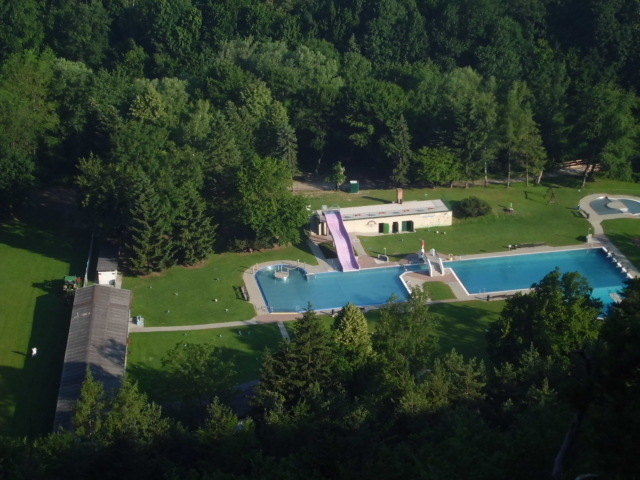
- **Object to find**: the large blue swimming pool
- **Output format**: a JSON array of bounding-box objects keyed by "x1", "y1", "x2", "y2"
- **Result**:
[
  {"x1": 255, "y1": 248, "x2": 628, "y2": 312},
  {"x1": 446, "y1": 248, "x2": 627, "y2": 306}
]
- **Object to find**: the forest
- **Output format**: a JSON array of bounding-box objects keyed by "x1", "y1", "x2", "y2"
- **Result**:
[
  {"x1": 0, "y1": 278, "x2": 639, "y2": 479},
  {"x1": 2, "y1": 0, "x2": 640, "y2": 270},
  {"x1": 1, "y1": 1, "x2": 640, "y2": 478}
]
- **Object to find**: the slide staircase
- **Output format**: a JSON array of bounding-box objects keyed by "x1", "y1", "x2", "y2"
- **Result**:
[{"x1": 324, "y1": 210, "x2": 360, "y2": 271}]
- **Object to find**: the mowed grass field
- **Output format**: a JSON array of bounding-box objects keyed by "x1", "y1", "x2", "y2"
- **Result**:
[
  {"x1": 124, "y1": 244, "x2": 317, "y2": 327},
  {"x1": 431, "y1": 300, "x2": 504, "y2": 359},
  {"x1": 127, "y1": 324, "x2": 283, "y2": 401},
  {"x1": 305, "y1": 179, "x2": 640, "y2": 259},
  {"x1": 0, "y1": 217, "x2": 86, "y2": 436}
]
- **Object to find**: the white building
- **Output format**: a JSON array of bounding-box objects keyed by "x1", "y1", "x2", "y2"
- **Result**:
[
  {"x1": 96, "y1": 244, "x2": 118, "y2": 286},
  {"x1": 313, "y1": 199, "x2": 452, "y2": 236}
]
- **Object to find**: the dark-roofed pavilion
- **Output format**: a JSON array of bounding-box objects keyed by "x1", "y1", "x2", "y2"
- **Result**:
[{"x1": 53, "y1": 285, "x2": 132, "y2": 431}]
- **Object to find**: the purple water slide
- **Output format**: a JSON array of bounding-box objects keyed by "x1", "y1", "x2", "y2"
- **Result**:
[{"x1": 324, "y1": 210, "x2": 360, "y2": 271}]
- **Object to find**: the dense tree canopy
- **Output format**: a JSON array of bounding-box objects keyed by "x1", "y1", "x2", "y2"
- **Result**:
[
  {"x1": 1, "y1": 3, "x2": 640, "y2": 476},
  {"x1": 4, "y1": 281, "x2": 638, "y2": 478},
  {"x1": 1, "y1": 0, "x2": 639, "y2": 253}
]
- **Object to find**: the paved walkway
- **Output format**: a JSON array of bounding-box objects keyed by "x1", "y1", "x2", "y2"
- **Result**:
[{"x1": 579, "y1": 193, "x2": 640, "y2": 234}]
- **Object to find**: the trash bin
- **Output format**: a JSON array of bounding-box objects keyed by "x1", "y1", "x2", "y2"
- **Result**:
[{"x1": 349, "y1": 180, "x2": 359, "y2": 193}]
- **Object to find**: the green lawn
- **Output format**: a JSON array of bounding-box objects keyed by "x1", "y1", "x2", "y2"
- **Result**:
[
  {"x1": 363, "y1": 301, "x2": 502, "y2": 360},
  {"x1": 425, "y1": 282, "x2": 456, "y2": 300},
  {"x1": 431, "y1": 301, "x2": 504, "y2": 360},
  {"x1": 127, "y1": 324, "x2": 283, "y2": 401},
  {"x1": 124, "y1": 244, "x2": 317, "y2": 327},
  {"x1": 602, "y1": 218, "x2": 640, "y2": 269},
  {"x1": 307, "y1": 180, "x2": 640, "y2": 259},
  {"x1": 0, "y1": 217, "x2": 87, "y2": 436}
]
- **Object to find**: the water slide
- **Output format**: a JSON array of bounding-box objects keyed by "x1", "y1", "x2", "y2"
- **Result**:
[{"x1": 324, "y1": 210, "x2": 360, "y2": 271}]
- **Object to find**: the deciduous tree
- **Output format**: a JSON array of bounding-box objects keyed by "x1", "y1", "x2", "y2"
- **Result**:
[
  {"x1": 236, "y1": 155, "x2": 308, "y2": 246},
  {"x1": 488, "y1": 269, "x2": 602, "y2": 366},
  {"x1": 326, "y1": 160, "x2": 346, "y2": 191},
  {"x1": 412, "y1": 146, "x2": 461, "y2": 187},
  {"x1": 0, "y1": 49, "x2": 58, "y2": 209},
  {"x1": 161, "y1": 343, "x2": 236, "y2": 419}
]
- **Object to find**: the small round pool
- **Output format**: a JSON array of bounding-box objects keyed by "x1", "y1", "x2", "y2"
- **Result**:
[{"x1": 589, "y1": 196, "x2": 640, "y2": 215}]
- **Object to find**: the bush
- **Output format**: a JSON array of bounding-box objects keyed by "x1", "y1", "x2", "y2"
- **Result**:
[{"x1": 455, "y1": 196, "x2": 492, "y2": 218}]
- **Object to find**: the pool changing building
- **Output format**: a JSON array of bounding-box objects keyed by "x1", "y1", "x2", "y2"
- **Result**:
[{"x1": 313, "y1": 199, "x2": 452, "y2": 236}]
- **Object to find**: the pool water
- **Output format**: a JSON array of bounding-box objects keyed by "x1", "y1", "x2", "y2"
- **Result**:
[
  {"x1": 255, "y1": 249, "x2": 628, "y2": 313},
  {"x1": 446, "y1": 248, "x2": 626, "y2": 306},
  {"x1": 589, "y1": 197, "x2": 640, "y2": 215},
  {"x1": 256, "y1": 263, "x2": 429, "y2": 312}
]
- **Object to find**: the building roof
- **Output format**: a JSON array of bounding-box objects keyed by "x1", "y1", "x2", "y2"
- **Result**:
[
  {"x1": 96, "y1": 243, "x2": 119, "y2": 272},
  {"x1": 53, "y1": 285, "x2": 132, "y2": 431},
  {"x1": 318, "y1": 199, "x2": 450, "y2": 221}
]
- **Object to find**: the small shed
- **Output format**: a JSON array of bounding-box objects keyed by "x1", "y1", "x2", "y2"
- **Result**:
[
  {"x1": 96, "y1": 243, "x2": 119, "y2": 286},
  {"x1": 53, "y1": 285, "x2": 132, "y2": 431}
]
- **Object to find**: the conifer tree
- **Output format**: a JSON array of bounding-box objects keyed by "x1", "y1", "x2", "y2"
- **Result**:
[
  {"x1": 101, "y1": 380, "x2": 169, "y2": 445},
  {"x1": 172, "y1": 188, "x2": 217, "y2": 265},
  {"x1": 123, "y1": 173, "x2": 172, "y2": 275},
  {"x1": 256, "y1": 307, "x2": 334, "y2": 411},
  {"x1": 200, "y1": 397, "x2": 240, "y2": 442},
  {"x1": 373, "y1": 287, "x2": 439, "y2": 380},
  {"x1": 383, "y1": 115, "x2": 413, "y2": 186},
  {"x1": 502, "y1": 81, "x2": 547, "y2": 186},
  {"x1": 333, "y1": 303, "x2": 372, "y2": 364},
  {"x1": 73, "y1": 367, "x2": 106, "y2": 439}
]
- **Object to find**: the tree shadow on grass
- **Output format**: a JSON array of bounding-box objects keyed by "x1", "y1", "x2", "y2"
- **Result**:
[
  {"x1": 0, "y1": 214, "x2": 88, "y2": 274},
  {"x1": 361, "y1": 195, "x2": 388, "y2": 204},
  {"x1": 604, "y1": 232, "x2": 640, "y2": 268},
  {"x1": 128, "y1": 345, "x2": 268, "y2": 425},
  {"x1": 0, "y1": 366, "x2": 21, "y2": 434},
  {"x1": 127, "y1": 324, "x2": 282, "y2": 421},
  {"x1": 8, "y1": 290, "x2": 71, "y2": 436},
  {"x1": 541, "y1": 176, "x2": 582, "y2": 189},
  {"x1": 432, "y1": 303, "x2": 503, "y2": 360}
]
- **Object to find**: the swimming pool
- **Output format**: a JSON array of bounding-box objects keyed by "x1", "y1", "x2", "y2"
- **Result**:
[
  {"x1": 255, "y1": 263, "x2": 429, "y2": 312},
  {"x1": 255, "y1": 248, "x2": 629, "y2": 312},
  {"x1": 589, "y1": 196, "x2": 640, "y2": 215},
  {"x1": 446, "y1": 248, "x2": 627, "y2": 306}
]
